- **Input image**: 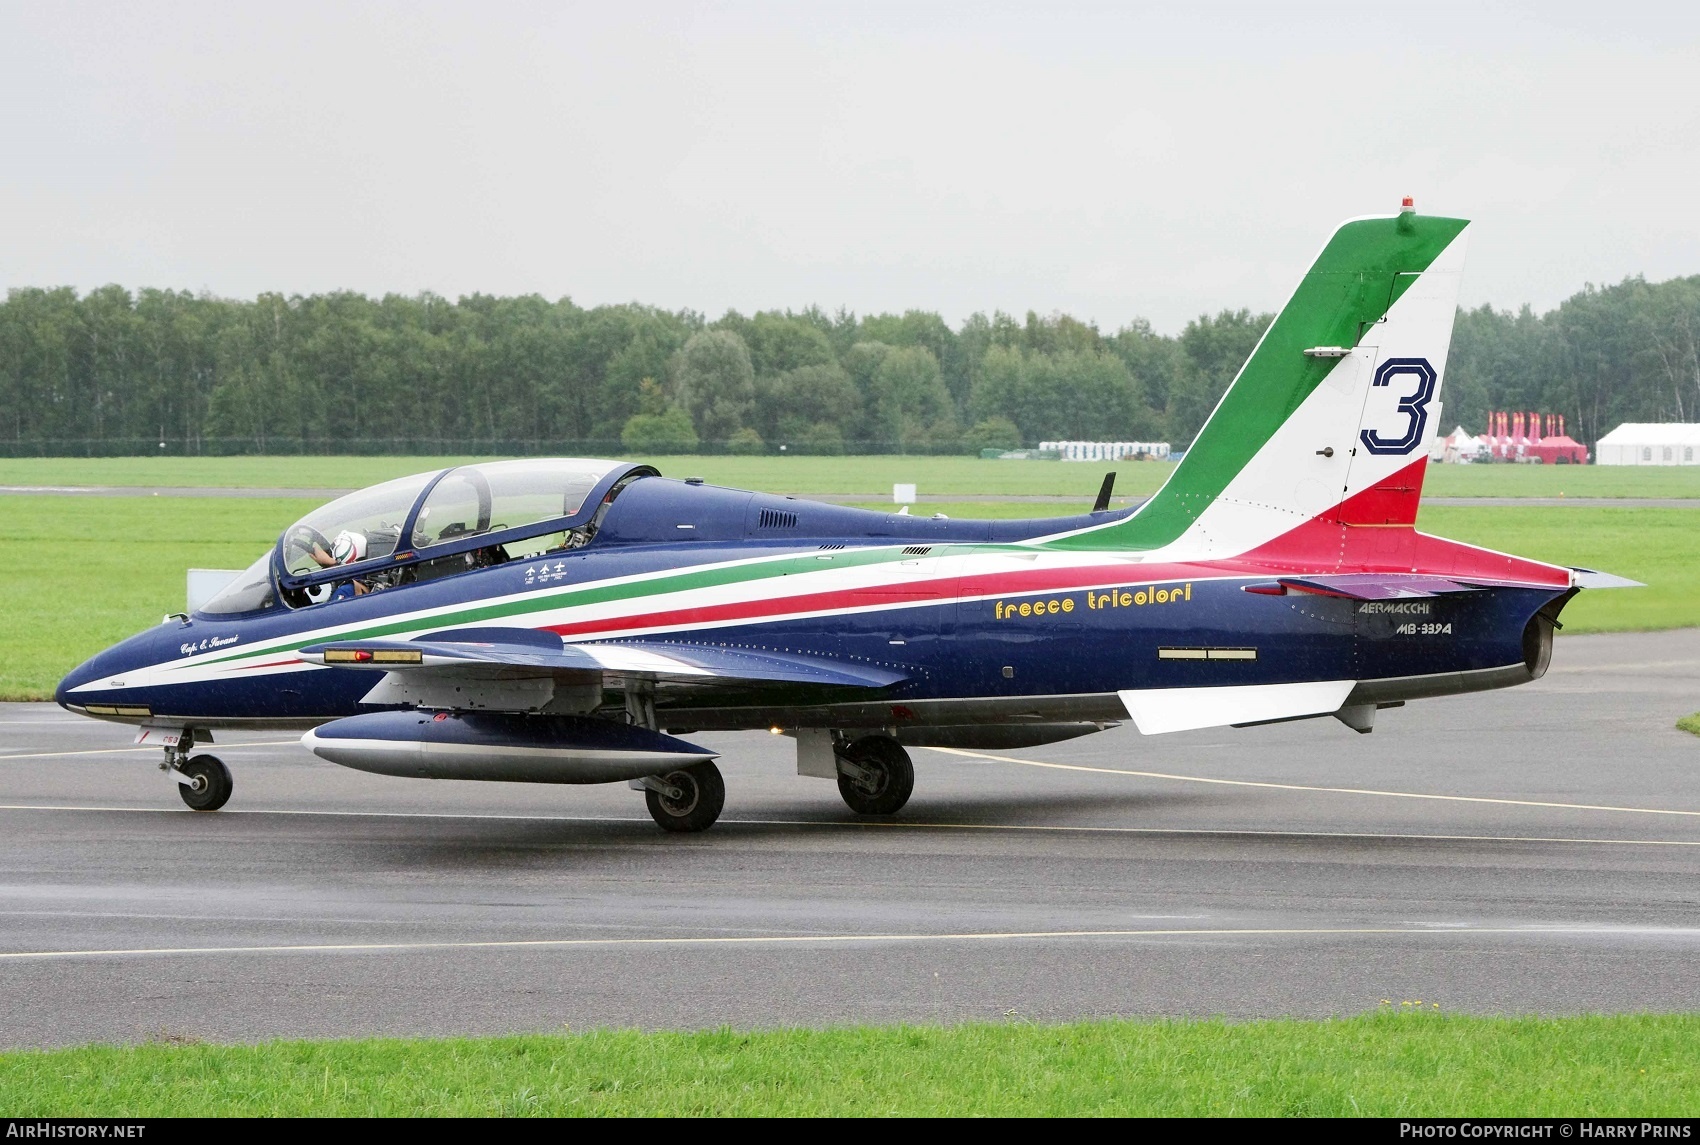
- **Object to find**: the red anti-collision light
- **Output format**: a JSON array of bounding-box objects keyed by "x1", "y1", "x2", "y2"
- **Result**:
[{"x1": 354, "y1": 650, "x2": 373, "y2": 662}]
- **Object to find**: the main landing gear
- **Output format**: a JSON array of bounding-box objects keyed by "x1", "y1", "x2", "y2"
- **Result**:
[
  {"x1": 156, "y1": 730, "x2": 233, "y2": 812},
  {"x1": 635, "y1": 761, "x2": 725, "y2": 833},
  {"x1": 834, "y1": 735, "x2": 914, "y2": 816}
]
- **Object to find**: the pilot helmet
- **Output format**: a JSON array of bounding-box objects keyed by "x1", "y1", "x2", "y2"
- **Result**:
[{"x1": 330, "y1": 531, "x2": 368, "y2": 565}]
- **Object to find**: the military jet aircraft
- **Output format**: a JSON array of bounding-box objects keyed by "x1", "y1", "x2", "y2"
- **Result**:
[{"x1": 56, "y1": 203, "x2": 1632, "y2": 832}]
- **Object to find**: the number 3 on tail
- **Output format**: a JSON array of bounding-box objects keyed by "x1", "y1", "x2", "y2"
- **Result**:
[{"x1": 1359, "y1": 358, "x2": 1437, "y2": 456}]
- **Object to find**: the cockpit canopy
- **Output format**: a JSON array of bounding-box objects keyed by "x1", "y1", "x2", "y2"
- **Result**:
[
  {"x1": 198, "y1": 459, "x2": 648, "y2": 616},
  {"x1": 276, "y1": 459, "x2": 626, "y2": 580}
]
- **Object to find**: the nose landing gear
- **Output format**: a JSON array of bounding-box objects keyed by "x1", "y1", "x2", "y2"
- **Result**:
[
  {"x1": 175, "y1": 755, "x2": 233, "y2": 812},
  {"x1": 148, "y1": 727, "x2": 234, "y2": 812}
]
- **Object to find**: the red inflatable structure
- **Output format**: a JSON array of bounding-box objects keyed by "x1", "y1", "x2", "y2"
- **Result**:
[{"x1": 1484, "y1": 412, "x2": 1588, "y2": 464}]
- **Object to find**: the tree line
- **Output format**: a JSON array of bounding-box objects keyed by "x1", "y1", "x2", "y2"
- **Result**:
[{"x1": 1, "y1": 272, "x2": 1696, "y2": 456}]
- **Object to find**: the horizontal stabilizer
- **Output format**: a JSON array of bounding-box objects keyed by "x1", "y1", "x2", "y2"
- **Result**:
[
  {"x1": 1569, "y1": 567, "x2": 1644, "y2": 590},
  {"x1": 1272, "y1": 573, "x2": 1490, "y2": 600},
  {"x1": 301, "y1": 633, "x2": 907, "y2": 690},
  {"x1": 1118, "y1": 680, "x2": 1355, "y2": 735}
]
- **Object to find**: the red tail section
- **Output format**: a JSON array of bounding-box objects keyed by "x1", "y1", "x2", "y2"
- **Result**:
[{"x1": 1229, "y1": 457, "x2": 1568, "y2": 585}]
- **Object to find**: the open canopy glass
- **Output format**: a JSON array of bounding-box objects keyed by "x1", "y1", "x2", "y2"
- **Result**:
[
  {"x1": 279, "y1": 471, "x2": 439, "y2": 578},
  {"x1": 408, "y1": 459, "x2": 623, "y2": 551}
]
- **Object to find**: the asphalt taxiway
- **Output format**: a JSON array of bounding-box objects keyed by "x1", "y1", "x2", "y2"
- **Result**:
[{"x1": 3, "y1": 629, "x2": 1699, "y2": 1049}]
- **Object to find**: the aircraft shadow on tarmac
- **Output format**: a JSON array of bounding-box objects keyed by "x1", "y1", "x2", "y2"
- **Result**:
[{"x1": 252, "y1": 787, "x2": 1233, "y2": 871}]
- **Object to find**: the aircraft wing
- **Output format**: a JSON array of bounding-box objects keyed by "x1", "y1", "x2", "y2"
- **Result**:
[{"x1": 299, "y1": 627, "x2": 907, "y2": 692}]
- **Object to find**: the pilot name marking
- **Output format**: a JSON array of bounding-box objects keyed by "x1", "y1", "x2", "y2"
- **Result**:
[{"x1": 179, "y1": 635, "x2": 240, "y2": 656}]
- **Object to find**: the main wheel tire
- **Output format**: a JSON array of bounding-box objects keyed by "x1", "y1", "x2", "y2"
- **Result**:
[
  {"x1": 177, "y1": 754, "x2": 233, "y2": 812},
  {"x1": 836, "y1": 736, "x2": 914, "y2": 816},
  {"x1": 644, "y1": 760, "x2": 725, "y2": 833}
]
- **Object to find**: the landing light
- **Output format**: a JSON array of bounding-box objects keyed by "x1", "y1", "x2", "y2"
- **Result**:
[
  {"x1": 373, "y1": 649, "x2": 423, "y2": 664},
  {"x1": 324, "y1": 648, "x2": 423, "y2": 664}
]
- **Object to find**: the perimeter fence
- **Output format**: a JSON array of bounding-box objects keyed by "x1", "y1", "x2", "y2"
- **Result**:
[{"x1": 0, "y1": 437, "x2": 996, "y2": 458}]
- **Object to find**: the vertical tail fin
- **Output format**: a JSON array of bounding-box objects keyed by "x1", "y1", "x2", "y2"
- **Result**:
[{"x1": 1047, "y1": 207, "x2": 1469, "y2": 558}]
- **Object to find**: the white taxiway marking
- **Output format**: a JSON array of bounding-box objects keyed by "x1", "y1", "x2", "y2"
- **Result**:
[
  {"x1": 0, "y1": 740, "x2": 298, "y2": 761},
  {"x1": 5, "y1": 923, "x2": 1699, "y2": 962},
  {"x1": 1548, "y1": 659, "x2": 1700, "y2": 674},
  {"x1": 0, "y1": 803, "x2": 1696, "y2": 849},
  {"x1": 924, "y1": 747, "x2": 1700, "y2": 819}
]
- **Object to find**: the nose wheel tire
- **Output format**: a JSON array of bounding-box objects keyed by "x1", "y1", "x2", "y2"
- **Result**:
[
  {"x1": 836, "y1": 736, "x2": 914, "y2": 816},
  {"x1": 177, "y1": 754, "x2": 233, "y2": 812},
  {"x1": 644, "y1": 761, "x2": 725, "y2": 833}
]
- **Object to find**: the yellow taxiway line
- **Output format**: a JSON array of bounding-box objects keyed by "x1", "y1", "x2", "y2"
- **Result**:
[{"x1": 6, "y1": 922, "x2": 1700, "y2": 962}]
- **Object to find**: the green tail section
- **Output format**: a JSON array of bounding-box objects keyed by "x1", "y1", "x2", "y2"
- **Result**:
[{"x1": 1046, "y1": 212, "x2": 1469, "y2": 552}]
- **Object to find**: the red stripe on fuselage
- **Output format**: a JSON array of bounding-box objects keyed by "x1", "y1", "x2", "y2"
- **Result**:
[
  {"x1": 542, "y1": 562, "x2": 1220, "y2": 638},
  {"x1": 539, "y1": 461, "x2": 1562, "y2": 640},
  {"x1": 230, "y1": 656, "x2": 304, "y2": 671}
]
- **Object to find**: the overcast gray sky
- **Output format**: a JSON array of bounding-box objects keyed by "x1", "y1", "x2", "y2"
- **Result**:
[{"x1": 2, "y1": 1, "x2": 1697, "y2": 332}]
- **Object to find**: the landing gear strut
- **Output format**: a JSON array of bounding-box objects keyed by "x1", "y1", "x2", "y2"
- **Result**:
[
  {"x1": 155, "y1": 729, "x2": 233, "y2": 812},
  {"x1": 638, "y1": 760, "x2": 725, "y2": 833},
  {"x1": 835, "y1": 735, "x2": 914, "y2": 816}
]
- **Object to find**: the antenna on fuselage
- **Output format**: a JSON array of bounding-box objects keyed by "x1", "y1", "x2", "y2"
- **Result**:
[{"x1": 1091, "y1": 472, "x2": 1116, "y2": 513}]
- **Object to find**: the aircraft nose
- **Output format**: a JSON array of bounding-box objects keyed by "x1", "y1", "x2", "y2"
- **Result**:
[
  {"x1": 56, "y1": 649, "x2": 115, "y2": 709},
  {"x1": 55, "y1": 626, "x2": 174, "y2": 712}
]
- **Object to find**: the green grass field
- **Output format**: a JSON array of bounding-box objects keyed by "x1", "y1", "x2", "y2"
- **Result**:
[
  {"x1": 2, "y1": 493, "x2": 1691, "y2": 701},
  {"x1": 5, "y1": 454, "x2": 1700, "y2": 498},
  {"x1": 0, "y1": 495, "x2": 317, "y2": 700},
  {"x1": 2, "y1": 1013, "x2": 1695, "y2": 1116}
]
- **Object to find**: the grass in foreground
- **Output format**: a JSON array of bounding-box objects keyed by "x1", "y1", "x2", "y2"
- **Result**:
[
  {"x1": 1679, "y1": 713, "x2": 1700, "y2": 737},
  {"x1": 2, "y1": 495, "x2": 1695, "y2": 700},
  {"x1": 4, "y1": 454, "x2": 1700, "y2": 498},
  {"x1": 3, "y1": 1014, "x2": 1697, "y2": 1117}
]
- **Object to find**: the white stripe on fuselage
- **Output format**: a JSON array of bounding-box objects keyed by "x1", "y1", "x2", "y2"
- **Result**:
[{"x1": 66, "y1": 546, "x2": 1207, "y2": 695}]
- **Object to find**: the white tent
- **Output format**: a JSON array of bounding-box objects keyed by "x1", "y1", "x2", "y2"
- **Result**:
[
  {"x1": 1595, "y1": 423, "x2": 1700, "y2": 466},
  {"x1": 1433, "y1": 425, "x2": 1487, "y2": 464}
]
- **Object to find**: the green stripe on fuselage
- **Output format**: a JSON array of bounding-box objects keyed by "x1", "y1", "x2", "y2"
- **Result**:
[
  {"x1": 1044, "y1": 213, "x2": 1468, "y2": 552},
  {"x1": 194, "y1": 543, "x2": 950, "y2": 669}
]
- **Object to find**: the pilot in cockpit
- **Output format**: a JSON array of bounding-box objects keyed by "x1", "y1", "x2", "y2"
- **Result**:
[{"x1": 307, "y1": 531, "x2": 374, "y2": 602}]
